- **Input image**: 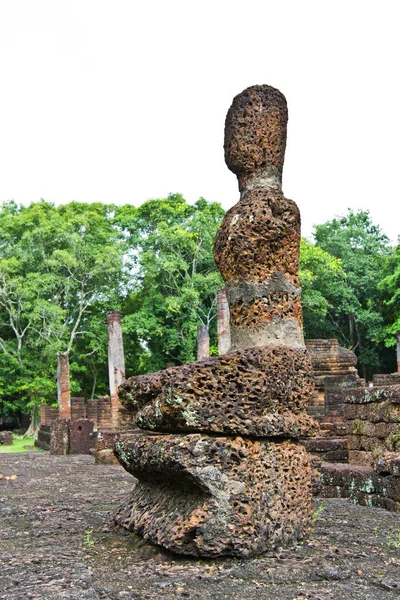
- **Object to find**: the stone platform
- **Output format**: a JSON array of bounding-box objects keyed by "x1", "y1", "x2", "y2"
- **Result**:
[{"x1": 1, "y1": 452, "x2": 400, "y2": 600}]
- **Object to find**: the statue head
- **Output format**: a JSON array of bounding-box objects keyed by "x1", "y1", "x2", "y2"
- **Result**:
[{"x1": 224, "y1": 85, "x2": 288, "y2": 190}]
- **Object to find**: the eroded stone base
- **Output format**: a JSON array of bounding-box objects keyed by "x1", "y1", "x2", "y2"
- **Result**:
[
  {"x1": 114, "y1": 432, "x2": 313, "y2": 557},
  {"x1": 119, "y1": 346, "x2": 317, "y2": 438}
]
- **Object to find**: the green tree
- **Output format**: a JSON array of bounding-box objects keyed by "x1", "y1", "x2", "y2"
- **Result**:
[
  {"x1": 0, "y1": 200, "x2": 126, "y2": 428},
  {"x1": 115, "y1": 194, "x2": 225, "y2": 371},
  {"x1": 312, "y1": 209, "x2": 393, "y2": 378},
  {"x1": 378, "y1": 242, "x2": 400, "y2": 350},
  {"x1": 299, "y1": 239, "x2": 349, "y2": 339}
]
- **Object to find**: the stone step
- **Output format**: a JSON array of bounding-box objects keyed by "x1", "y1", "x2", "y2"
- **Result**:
[
  {"x1": 319, "y1": 422, "x2": 348, "y2": 437},
  {"x1": 302, "y1": 437, "x2": 348, "y2": 463}
]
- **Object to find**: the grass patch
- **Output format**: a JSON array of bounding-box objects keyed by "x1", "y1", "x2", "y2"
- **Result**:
[{"x1": 0, "y1": 436, "x2": 41, "y2": 454}]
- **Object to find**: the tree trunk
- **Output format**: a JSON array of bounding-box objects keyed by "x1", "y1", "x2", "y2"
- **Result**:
[
  {"x1": 23, "y1": 405, "x2": 40, "y2": 438},
  {"x1": 90, "y1": 367, "x2": 98, "y2": 400}
]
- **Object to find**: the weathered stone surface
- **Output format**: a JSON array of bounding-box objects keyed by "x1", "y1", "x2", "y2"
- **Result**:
[
  {"x1": 344, "y1": 385, "x2": 400, "y2": 405},
  {"x1": 373, "y1": 372, "x2": 400, "y2": 386},
  {"x1": 50, "y1": 418, "x2": 70, "y2": 455},
  {"x1": 119, "y1": 346, "x2": 316, "y2": 437},
  {"x1": 343, "y1": 385, "x2": 400, "y2": 465},
  {"x1": 114, "y1": 433, "x2": 312, "y2": 557},
  {"x1": 107, "y1": 310, "x2": 126, "y2": 427},
  {"x1": 374, "y1": 451, "x2": 400, "y2": 476},
  {"x1": 214, "y1": 190, "x2": 303, "y2": 352},
  {"x1": 215, "y1": 191, "x2": 301, "y2": 290},
  {"x1": 0, "y1": 431, "x2": 12, "y2": 445},
  {"x1": 57, "y1": 352, "x2": 71, "y2": 420},
  {"x1": 69, "y1": 419, "x2": 94, "y2": 454},
  {"x1": 35, "y1": 424, "x2": 51, "y2": 450},
  {"x1": 302, "y1": 437, "x2": 348, "y2": 463},
  {"x1": 114, "y1": 84, "x2": 315, "y2": 557},
  {"x1": 48, "y1": 418, "x2": 94, "y2": 455},
  {"x1": 224, "y1": 84, "x2": 288, "y2": 192},
  {"x1": 216, "y1": 288, "x2": 231, "y2": 355},
  {"x1": 305, "y1": 340, "x2": 358, "y2": 384},
  {"x1": 348, "y1": 450, "x2": 374, "y2": 467},
  {"x1": 319, "y1": 462, "x2": 400, "y2": 512},
  {"x1": 95, "y1": 427, "x2": 123, "y2": 465},
  {"x1": 213, "y1": 85, "x2": 308, "y2": 354}
]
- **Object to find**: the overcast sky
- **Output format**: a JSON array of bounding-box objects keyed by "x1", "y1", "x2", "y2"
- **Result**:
[{"x1": 1, "y1": 1, "x2": 399, "y2": 243}]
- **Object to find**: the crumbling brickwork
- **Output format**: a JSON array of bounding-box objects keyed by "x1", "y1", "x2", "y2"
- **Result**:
[
  {"x1": 300, "y1": 340, "x2": 363, "y2": 475},
  {"x1": 40, "y1": 405, "x2": 60, "y2": 426},
  {"x1": 373, "y1": 373, "x2": 400, "y2": 386},
  {"x1": 114, "y1": 85, "x2": 316, "y2": 557},
  {"x1": 0, "y1": 431, "x2": 12, "y2": 445},
  {"x1": 107, "y1": 311, "x2": 126, "y2": 427},
  {"x1": 49, "y1": 418, "x2": 95, "y2": 456},
  {"x1": 57, "y1": 352, "x2": 71, "y2": 420},
  {"x1": 305, "y1": 339, "x2": 361, "y2": 419},
  {"x1": 70, "y1": 397, "x2": 86, "y2": 421},
  {"x1": 344, "y1": 385, "x2": 400, "y2": 466},
  {"x1": 319, "y1": 459, "x2": 400, "y2": 513},
  {"x1": 37, "y1": 397, "x2": 112, "y2": 452}
]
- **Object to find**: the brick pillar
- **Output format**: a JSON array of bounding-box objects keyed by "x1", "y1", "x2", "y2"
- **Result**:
[
  {"x1": 197, "y1": 324, "x2": 210, "y2": 361},
  {"x1": 107, "y1": 311, "x2": 126, "y2": 427},
  {"x1": 397, "y1": 330, "x2": 400, "y2": 373},
  {"x1": 217, "y1": 288, "x2": 231, "y2": 355},
  {"x1": 57, "y1": 352, "x2": 71, "y2": 420}
]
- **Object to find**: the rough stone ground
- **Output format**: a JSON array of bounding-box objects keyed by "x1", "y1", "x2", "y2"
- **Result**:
[{"x1": 1, "y1": 453, "x2": 400, "y2": 600}]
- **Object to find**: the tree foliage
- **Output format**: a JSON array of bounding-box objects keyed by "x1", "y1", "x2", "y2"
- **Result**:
[
  {"x1": 378, "y1": 243, "x2": 400, "y2": 344},
  {"x1": 115, "y1": 194, "x2": 225, "y2": 371},
  {"x1": 0, "y1": 195, "x2": 225, "y2": 421},
  {"x1": 1, "y1": 198, "x2": 399, "y2": 426},
  {"x1": 0, "y1": 200, "x2": 126, "y2": 422},
  {"x1": 304, "y1": 209, "x2": 395, "y2": 377}
]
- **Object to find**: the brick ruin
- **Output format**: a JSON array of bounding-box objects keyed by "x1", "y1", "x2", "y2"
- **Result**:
[
  {"x1": 305, "y1": 338, "x2": 361, "y2": 410},
  {"x1": 35, "y1": 311, "x2": 126, "y2": 455},
  {"x1": 0, "y1": 431, "x2": 12, "y2": 445},
  {"x1": 373, "y1": 372, "x2": 400, "y2": 386},
  {"x1": 113, "y1": 85, "x2": 317, "y2": 557},
  {"x1": 107, "y1": 310, "x2": 126, "y2": 427},
  {"x1": 318, "y1": 383, "x2": 400, "y2": 511},
  {"x1": 93, "y1": 311, "x2": 130, "y2": 464},
  {"x1": 299, "y1": 337, "x2": 400, "y2": 511},
  {"x1": 302, "y1": 339, "x2": 363, "y2": 469},
  {"x1": 57, "y1": 351, "x2": 71, "y2": 420},
  {"x1": 35, "y1": 398, "x2": 112, "y2": 452}
]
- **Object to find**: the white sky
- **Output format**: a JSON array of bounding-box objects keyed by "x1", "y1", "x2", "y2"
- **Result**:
[{"x1": 0, "y1": 0, "x2": 399, "y2": 243}]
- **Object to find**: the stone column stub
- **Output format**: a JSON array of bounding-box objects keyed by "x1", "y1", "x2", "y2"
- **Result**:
[
  {"x1": 217, "y1": 288, "x2": 231, "y2": 355},
  {"x1": 197, "y1": 324, "x2": 210, "y2": 361},
  {"x1": 57, "y1": 351, "x2": 71, "y2": 420},
  {"x1": 107, "y1": 310, "x2": 126, "y2": 427}
]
